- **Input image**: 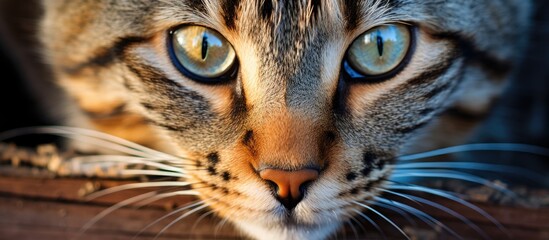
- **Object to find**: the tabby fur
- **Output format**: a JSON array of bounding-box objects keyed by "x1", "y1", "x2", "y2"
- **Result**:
[{"x1": 36, "y1": 0, "x2": 533, "y2": 239}]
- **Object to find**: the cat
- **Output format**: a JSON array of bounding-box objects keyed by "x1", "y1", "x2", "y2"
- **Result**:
[{"x1": 0, "y1": 0, "x2": 541, "y2": 239}]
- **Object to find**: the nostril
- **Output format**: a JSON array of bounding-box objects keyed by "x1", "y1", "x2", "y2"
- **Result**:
[
  {"x1": 265, "y1": 180, "x2": 279, "y2": 194},
  {"x1": 299, "y1": 180, "x2": 314, "y2": 197}
]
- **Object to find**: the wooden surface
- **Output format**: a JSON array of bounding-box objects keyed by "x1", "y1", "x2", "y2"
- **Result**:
[{"x1": 0, "y1": 167, "x2": 548, "y2": 240}]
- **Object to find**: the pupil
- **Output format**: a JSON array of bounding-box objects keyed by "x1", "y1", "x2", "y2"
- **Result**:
[
  {"x1": 201, "y1": 33, "x2": 209, "y2": 60},
  {"x1": 376, "y1": 33, "x2": 383, "y2": 57}
]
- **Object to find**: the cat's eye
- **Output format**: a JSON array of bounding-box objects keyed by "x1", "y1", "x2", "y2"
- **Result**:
[
  {"x1": 344, "y1": 24, "x2": 412, "y2": 80},
  {"x1": 169, "y1": 25, "x2": 237, "y2": 82}
]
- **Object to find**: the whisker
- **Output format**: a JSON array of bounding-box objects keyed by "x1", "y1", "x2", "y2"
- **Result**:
[
  {"x1": 121, "y1": 169, "x2": 187, "y2": 178},
  {"x1": 0, "y1": 126, "x2": 197, "y2": 164},
  {"x1": 72, "y1": 155, "x2": 192, "y2": 171},
  {"x1": 387, "y1": 184, "x2": 508, "y2": 235},
  {"x1": 397, "y1": 143, "x2": 549, "y2": 161},
  {"x1": 190, "y1": 209, "x2": 216, "y2": 234},
  {"x1": 134, "y1": 190, "x2": 202, "y2": 208},
  {"x1": 347, "y1": 213, "x2": 369, "y2": 238},
  {"x1": 154, "y1": 203, "x2": 210, "y2": 240},
  {"x1": 367, "y1": 194, "x2": 418, "y2": 228},
  {"x1": 133, "y1": 200, "x2": 206, "y2": 239},
  {"x1": 394, "y1": 162, "x2": 544, "y2": 183},
  {"x1": 377, "y1": 188, "x2": 423, "y2": 207},
  {"x1": 371, "y1": 199, "x2": 438, "y2": 232},
  {"x1": 352, "y1": 200, "x2": 411, "y2": 240},
  {"x1": 85, "y1": 181, "x2": 196, "y2": 201},
  {"x1": 79, "y1": 191, "x2": 158, "y2": 237},
  {"x1": 390, "y1": 169, "x2": 516, "y2": 198},
  {"x1": 350, "y1": 208, "x2": 387, "y2": 240},
  {"x1": 373, "y1": 198, "x2": 463, "y2": 240},
  {"x1": 214, "y1": 212, "x2": 232, "y2": 236},
  {"x1": 214, "y1": 206, "x2": 240, "y2": 237},
  {"x1": 399, "y1": 193, "x2": 490, "y2": 240},
  {"x1": 343, "y1": 213, "x2": 360, "y2": 240},
  {"x1": 386, "y1": 180, "x2": 468, "y2": 199}
]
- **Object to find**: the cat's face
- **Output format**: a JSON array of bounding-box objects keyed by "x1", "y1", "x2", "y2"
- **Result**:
[{"x1": 41, "y1": 0, "x2": 531, "y2": 239}]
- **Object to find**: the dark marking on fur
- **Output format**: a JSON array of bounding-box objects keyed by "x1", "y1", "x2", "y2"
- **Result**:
[
  {"x1": 64, "y1": 36, "x2": 149, "y2": 75},
  {"x1": 361, "y1": 151, "x2": 382, "y2": 176},
  {"x1": 140, "y1": 102, "x2": 157, "y2": 111},
  {"x1": 221, "y1": 171, "x2": 231, "y2": 181},
  {"x1": 207, "y1": 166, "x2": 218, "y2": 175},
  {"x1": 343, "y1": 0, "x2": 361, "y2": 31},
  {"x1": 419, "y1": 107, "x2": 436, "y2": 116},
  {"x1": 152, "y1": 122, "x2": 185, "y2": 132},
  {"x1": 361, "y1": 166, "x2": 372, "y2": 177},
  {"x1": 186, "y1": 0, "x2": 207, "y2": 15},
  {"x1": 407, "y1": 59, "x2": 456, "y2": 87},
  {"x1": 243, "y1": 130, "x2": 254, "y2": 145},
  {"x1": 424, "y1": 81, "x2": 453, "y2": 99},
  {"x1": 346, "y1": 172, "x2": 357, "y2": 181},
  {"x1": 242, "y1": 130, "x2": 257, "y2": 156},
  {"x1": 221, "y1": 0, "x2": 240, "y2": 30},
  {"x1": 349, "y1": 187, "x2": 360, "y2": 195},
  {"x1": 363, "y1": 179, "x2": 378, "y2": 191},
  {"x1": 207, "y1": 152, "x2": 220, "y2": 165},
  {"x1": 259, "y1": 0, "x2": 273, "y2": 20},
  {"x1": 334, "y1": 76, "x2": 350, "y2": 115},
  {"x1": 311, "y1": 0, "x2": 322, "y2": 20},
  {"x1": 363, "y1": 151, "x2": 377, "y2": 164}
]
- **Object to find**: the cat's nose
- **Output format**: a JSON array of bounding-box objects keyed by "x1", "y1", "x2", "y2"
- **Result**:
[{"x1": 259, "y1": 168, "x2": 319, "y2": 210}]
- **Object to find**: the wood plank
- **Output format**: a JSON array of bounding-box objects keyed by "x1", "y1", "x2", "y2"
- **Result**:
[{"x1": 0, "y1": 169, "x2": 548, "y2": 239}]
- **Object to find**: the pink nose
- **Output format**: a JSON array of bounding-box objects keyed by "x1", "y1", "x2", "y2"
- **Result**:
[{"x1": 259, "y1": 169, "x2": 319, "y2": 209}]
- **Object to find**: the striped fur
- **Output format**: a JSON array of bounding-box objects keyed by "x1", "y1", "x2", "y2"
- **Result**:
[{"x1": 40, "y1": 0, "x2": 532, "y2": 239}]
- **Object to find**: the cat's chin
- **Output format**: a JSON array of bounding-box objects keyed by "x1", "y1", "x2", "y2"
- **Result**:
[{"x1": 233, "y1": 219, "x2": 342, "y2": 240}]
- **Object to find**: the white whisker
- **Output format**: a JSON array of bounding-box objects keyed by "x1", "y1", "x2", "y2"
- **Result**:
[
  {"x1": 400, "y1": 193, "x2": 490, "y2": 239},
  {"x1": 371, "y1": 199, "x2": 437, "y2": 231},
  {"x1": 373, "y1": 198, "x2": 463, "y2": 240},
  {"x1": 394, "y1": 162, "x2": 544, "y2": 183},
  {"x1": 190, "y1": 209, "x2": 216, "y2": 234},
  {"x1": 0, "y1": 126, "x2": 196, "y2": 164},
  {"x1": 154, "y1": 203, "x2": 210, "y2": 240},
  {"x1": 352, "y1": 200, "x2": 411, "y2": 240},
  {"x1": 121, "y1": 169, "x2": 187, "y2": 178},
  {"x1": 398, "y1": 143, "x2": 549, "y2": 161},
  {"x1": 390, "y1": 169, "x2": 516, "y2": 197},
  {"x1": 85, "y1": 181, "x2": 194, "y2": 201},
  {"x1": 71, "y1": 155, "x2": 189, "y2": 173},
  {"x1": 350, "y1": 208, "x2": 387, "y2": 239},
  {"x1": 133, "y1": 200, "x2": 206, "y2": 239},
  {"x1": 135, "y1": 190, "x2": 201, "y2": 207},
  {"x1": 377, "y1": 188, "x2": 422, "y2": 207},
  {"x1": 367, "y1": 195, "x2": 418, "y2": 228},
  {"x1": 79, "y1": 191, "x2": 158, "y2": 237},
  {"x1": 387, "y1": 184, "x2": 508, "y2": 234},
  {"x1": 343, "y1": 213, "x2": 360, "y2": 240}
]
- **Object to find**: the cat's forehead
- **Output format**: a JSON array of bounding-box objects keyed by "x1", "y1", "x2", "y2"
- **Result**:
[{"x1": 158, "y1": 0, "x2": 400, "y2": 36}]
